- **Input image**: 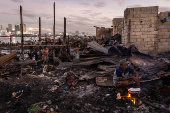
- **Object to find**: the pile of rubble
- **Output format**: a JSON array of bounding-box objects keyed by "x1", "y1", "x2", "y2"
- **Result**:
[{"x1": 0, "y1": 39, "x2": 170, "y2": 113}]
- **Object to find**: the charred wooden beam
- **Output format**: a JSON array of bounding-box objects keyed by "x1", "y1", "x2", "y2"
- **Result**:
[{"x1": 0, "y1": 52, "x2": 17, "y2": 67}]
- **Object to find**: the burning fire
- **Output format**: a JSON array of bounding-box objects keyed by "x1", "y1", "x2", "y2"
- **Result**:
[
  {"x1": 117, "y1": 92, "x2": 136, "y2": 105},
  {"x1": 131, "y1": 98, "x2": 136, "y2": 105},
  {"x1": 127, "y1": 93, "x2": 131, "y2": 98}
]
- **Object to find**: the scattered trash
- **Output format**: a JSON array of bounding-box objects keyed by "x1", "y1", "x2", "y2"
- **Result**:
[
  {"x1": 105, "y1": 94, "x2": 110, "y2": 97},
  {"x1": 49, "y1": 85, "x2": 58, "y2": 92},
  {"x1": 28, "y1": 105, "x2": 42, "y2": 113},
  {"x1": 38, "y1": 74, "x2": 44, "y2": 77},
  {"x1": 11, "y1": 90, "x2": 23, "y2": 98}
]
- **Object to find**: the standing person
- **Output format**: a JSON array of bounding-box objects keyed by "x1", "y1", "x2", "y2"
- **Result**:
[
  {"x1": 74, "y1": 43, "x2": 80, "y2": 59},
  {"x1": 42, "y1": 46, "x2": 49, "y2": 65},
  {"x1": 113, "y1": 59, "x2": 140, "y2": 88},
  {"x1": 66, "y1": 42, "x2": 71, "y2": 54}
]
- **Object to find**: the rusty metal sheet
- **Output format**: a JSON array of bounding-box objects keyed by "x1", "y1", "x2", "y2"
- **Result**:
[
  {"x1": 129, "y1": 56, "x2": 168, "y2": 81},
  {"x1": 88, "y1": 41, "x2": 108, "y2": 54},
  {"x1": 0, "y1": 52, "x2": 17, "y2": 67}
]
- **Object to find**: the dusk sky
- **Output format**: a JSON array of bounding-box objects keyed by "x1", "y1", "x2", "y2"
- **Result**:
[{"x1": 0, "y1": 0, "x2": 170, "y2": 35}]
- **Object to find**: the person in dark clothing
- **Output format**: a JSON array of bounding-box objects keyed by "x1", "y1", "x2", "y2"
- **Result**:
[{"x1": 113, "y1": 59, "x2": 140, "y2": 88}]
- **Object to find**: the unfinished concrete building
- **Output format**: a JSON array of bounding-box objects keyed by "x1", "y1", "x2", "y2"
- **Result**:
[
  {"x1": 96, "y1": 27, "x2": 113, "y2": 40},
  {"x1": 112, "y1": 18, "x2": 124, "y2": 35},
  {"x1": 113, "y1": 6, "x2": 170, "y2": 55}
]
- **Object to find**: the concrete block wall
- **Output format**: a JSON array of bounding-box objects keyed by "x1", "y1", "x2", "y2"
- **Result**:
[
  {"x1": 96, "y1": 27, "x2": 113, "y2": 40},
  {"x1": 114, "y1": 6, "x2": 170, "y2": 54},
  {"x1": 124, "y1": 6, "x2": 158, "y2": 20},
  {"x1": 158, "y1": 12, "x2": 170, "y2": 18},
  {"x1": 122, "y1": 6, "x2": 159, "y2": 54},
  {"x1": 157, "y1": 19, "x2": 170, "y2": 53},
  {"x1": 122, "y1": 22, "x2": 128, "y2": 45},
  {"x1": 112, "y1": 18, "x2": 124, "y2": 35}
]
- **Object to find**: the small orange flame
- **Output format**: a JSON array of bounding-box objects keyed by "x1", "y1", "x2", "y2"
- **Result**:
[
  {"x1": 134, "y1": 98, "x2": 136, "y2": 105},
  {"x1": 127, "y1": 93, "x2": 131, "y2": 98},
  {"x1": 131, "y1": 98, "x2": 136, "y2": 105}
]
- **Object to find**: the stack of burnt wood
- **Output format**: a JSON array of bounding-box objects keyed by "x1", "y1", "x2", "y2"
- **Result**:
[{"x1": 0, "y1": 52, "x2": 37, "y2": 79}]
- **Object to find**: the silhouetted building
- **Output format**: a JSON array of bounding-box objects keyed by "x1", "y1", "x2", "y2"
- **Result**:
[
  {"x1": 0, "y1": 25, "x2": 2, "y2": 31},
  {"x1": 75, "y1": 30, "x2": 79, "y2": 36},
  {"x1": 6, "y1": 28, "x2": 9, "y2": 32},
  {"x1": 23, "y1": 24, "x2": 26, "y2": 32},
  {"x1": 8, "y1": 24, "x2": 12, "y2": 32},
  {"x1": 15, "y1": 25, "x2": 20, "y2": 33},
  {"x1": 20, "y1": 24, "x2": 26, "y2": 32}
]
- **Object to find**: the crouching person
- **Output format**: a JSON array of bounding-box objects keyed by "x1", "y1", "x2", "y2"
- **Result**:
[{"x1": 113, "y1": 59, "x2": 140, "y2": 88}]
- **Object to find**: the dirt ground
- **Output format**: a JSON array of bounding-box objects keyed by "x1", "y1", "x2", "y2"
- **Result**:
[{"x1": 0, "y1": 67, "x2": 169, "y2": 113}]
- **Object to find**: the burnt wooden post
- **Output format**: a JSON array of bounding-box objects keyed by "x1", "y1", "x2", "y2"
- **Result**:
[
  {"x1": 68, "y1": 35, "x2": 69, "y2": 44},
  {"x1": 10, "y1": 35, "x2": 12, "y2": 53},
  {"x1": 20, "y1": 6, "x2": 24, "y2": 61},
  {"x1": 39, "y1": 17, "x2": 42, "y2": 59},
  {"x1": 64, "y1": 17, "x2": 66, "y2": 44},
  {"x1": 53, "y1": 2, "x2": 55, "y2": 45},
  {"x1": 53, "y1": 2, "x2": 56, "y2": 62},
  {"x1": 39, "y1": 17, "x2": 41, "y2": 42},
  {"x1": 20, "y1": 6, "x2": 24, "y2": 78}
]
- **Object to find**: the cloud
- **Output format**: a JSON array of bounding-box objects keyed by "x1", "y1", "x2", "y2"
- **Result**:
[
  {"x1": 82, "y1": 10, "x2": 92, "y2": 14},
  {"x1": 0, "y1": 12, "x2": 17, "y2": 15},
  {"x1": 68, "y1": 15, "x2": 92, "y2": 22},
  {"x1": 128, "y1": 4, "x2": 143, "y2": 8},
  {"x1": 89, "y1": 12, "x2": 102, "y2": 17},
  {"x1": 79, "y1": 2, "x2": 90, "y2": 6},
  {"x1": 159, "y1": 6, "x2": 170, "y2": 12},
  {"x1": 116, "y1": 0, "x2": 126, "y2": 6},
  {"x1": 11, "y1": 0, "x2": 23, "y2": 3},
  {"x1": 100, "y1": 17, "x2": 112, "y2": 23},
  {"x1": 114, "y1": 16, "x2": 123, "y2": 18},
  {"x1": 94, "y1": 2, "x2": 106, "y2": 8}
]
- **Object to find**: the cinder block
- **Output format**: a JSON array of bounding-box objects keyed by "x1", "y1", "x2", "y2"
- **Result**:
[
  {"x1": 163, "y1": 42, "x2": 169, "y2": 45},
  {"x1": 136, "y1": 32, "x2": 142, "y2": 35},
  {"x1": 164, "y1": 32, "x2": 170, "y2": 36},
  {"x1": 135, "y1": 42, "x2": 141, "y2": 45},
  {"x1": 147, "y1": 42, "x2": 155, "y2": 45},
  {"x1": 137, "y1": 39, "x2": 143, "y2": 42},
  {"x1": 147, "y1": 28, "x2": 154, "y2": 31},
  {"x1": 140, "y1": 42, "x2": 147, "y2": 45},
  {"x1": 134, "y1": 22, "x2": 141, "y2": 25},
  {"x1": 142, "y1": 32, "x2": 151, "y2": 35},
  {"x1": 159, "y1": 29, "x2": 168, "y2": 32},
  {"x1": 141, "y1": 35, "x2": 148, "y2": 38},
  {"x1": 131, "y1": 32, "x2": 136, "y2": 35},
  {"x1": 160, "y1": 39, "x2": 167, "y2": 42},
  {"x1": 162, "y1": 35, "x2": 169, "y2": 39},
  {"x1": 151, "y1": 31, "x2": 158, "y2": 35},
  {"x1": 145, "y1": 45, "x2": 152, "y2": 48},
  {"x1": 158, "y1": 32, "x2": 165, "y2": 36},
  {"x1": 136, "y1": 35, "x2": 141, "y2": 38},
  {"x1": 144, "y1": 38, "x2": 151, "y2": 41},
  {"x1": 130, "y1": 38, "x2": 137, "y2": 42},
  {"x1": 159, "y1": 25, "x2": 166, "y2": 29},
  {"x1": 166, "y1": 39, "x2": 170, "y2": 42},
  {"x1": 149, "y1": 47, "x2": 154, "y2": 50},
  {"x1": 151, "y1": 38, "x2": 158, "y2": 42}
]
